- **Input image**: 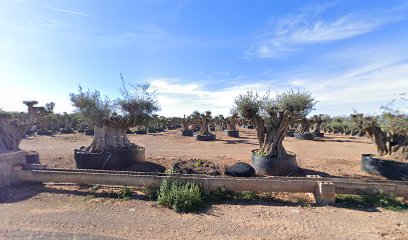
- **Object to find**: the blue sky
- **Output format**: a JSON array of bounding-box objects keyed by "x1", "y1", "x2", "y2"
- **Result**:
[{"x1": 1, "y1": 0, "x2": 407, "y2": 117}]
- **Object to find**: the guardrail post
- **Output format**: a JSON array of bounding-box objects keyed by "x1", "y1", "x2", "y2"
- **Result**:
[{"x1": 314, "y1": 181, "x2": 336, "y2": 206}]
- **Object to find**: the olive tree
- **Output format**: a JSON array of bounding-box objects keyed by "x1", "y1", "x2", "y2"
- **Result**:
[
  {"x1": 296, "y1": 117, "x2": 310, "y2": 134},
  {"x1": 351, "y1": 111, "x2": 408, "y2": 160},
  {"x1": 227, "y1": 111, "x2": 239, "y2": 131},
  {"x1": 191, "y1": 110, "x2": 212, "y2": 136},
  {"x1": 310, "y1": 115, "x2": 323, "y2": 133},
  {"x1": 0, "y1": 101, "x2": 43, "y2": 153},
  {"x1": 181, "y1": 114, "x2": 192, "y2": 131},
  {"x1": 70, "y1": 80, "x2": 159, "y2": 153},
  {"x1": 234, "y1": 90, "x2": 315, "y2": 159}
]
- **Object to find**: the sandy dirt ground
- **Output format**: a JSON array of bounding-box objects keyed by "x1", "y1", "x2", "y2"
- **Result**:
[
  {"x1": 19, "y1": 127, "x2": 376, "y2": 177},
  {"x1": 2, "y1": 128, "x2": 407, "y2": 240}
]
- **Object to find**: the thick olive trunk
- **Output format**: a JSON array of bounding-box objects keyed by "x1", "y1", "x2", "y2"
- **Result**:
[
  {"x1": 366, "y1": 126, "x2": 388, "y2": 156},
  {"x1": 0, "y1": 118, "x2": 30, "y2": 153},
  {"x1": 253, "y1": 112, "x2": 289, "y2": 159},
  {"x1": 199, "y1": 119, "x2": 210, "y2": 135},
  {"x1": 389, "y1": 134, "x2": 408, "y2": 161},
  {"x1": 297, "y1": 118, "x2": 310, "y2": 134},
  {"x1": 313, "y1": 121, "x2": 322, "y2": 133},
  {"x1": 227, "y1": 116, "x2": 238, "y2": 131},
  {"x1": 252, "y1": 115, "x2": 266, "y2": 148},
  {"x1": 264, "y1": 113, "x2": 289, "y2": 159},
  {"x1": 86, "y1": 126, "x2": 136, "y2": 153}
]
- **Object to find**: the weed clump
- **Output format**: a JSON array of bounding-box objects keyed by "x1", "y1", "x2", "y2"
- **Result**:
[
  {"x1": 336, "y1": 191, "x2": 408, "y2": 211},
  {"x1": 117, "y1": 186, "x2": 133, "y2": 200},
  {"x1": 157, "y1": 179, "x2": 205, "y2": 213}
]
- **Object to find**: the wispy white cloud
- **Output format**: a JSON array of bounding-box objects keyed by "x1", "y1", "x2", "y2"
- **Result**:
[
  {"x1": 150, "y1": 78, "x2": 273, "y2": 117},
  {"x1": 13, "y1": 0, "x2": 89, "y2": 17},
  {"x1": 246, "y1": 3, "x2": 406, "y2": 58},
  {"x1": 284, "y1": 43, "x2": 408, "y2": 115}
]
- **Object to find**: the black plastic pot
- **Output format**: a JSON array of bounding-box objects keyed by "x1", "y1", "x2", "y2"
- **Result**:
[
  {"x1": 225, "y1": 130, "x2": 239, "y2": 138},
  {"x1": 180, "y1": 130, "x2": 194, "y2": 136},
  {"x1": 313, "y1": 132, "x2": 324, "y2": 138},
  {"x1": 361, "y1": 154, "x2": 408, "y2": 181},
  {"x1": 37, "y1": 129, "x2": 53, "y2": 136},
  {"x1": 25, "y1": 129, "x2": 37, "y2": 135},
  {"x1": 286, "y1": 131, "x2": 295, "y2": 137},
  {"x1": 26, "y1": 151, "x2": 40, "y2": 164},
  {"x1": 209, "y1": 127, "x2": 215, "y2": 131},
  {"x1": 195, "y1": 134, "x2": 216, "y2": 141},
  {"x1": 294, "y1": 132, "x2": 314, "y2": 140},
  {"x1": 60, "y1": 128, "x2": 74, "y2": 134},
  {"x1": 251, "y1": 150, "x2": 298, "y2": 176},
  {"x1": 135, "y1": 130, "x2": 147, "y2": 134},
  {"x1": 84, "y1": 129, "x2": 94, "y2": 136},
  {"x1": 74, "y1": 149, "x2": 144, "y2": 170},
  {"x1": 247, "y1": 125, "x2": 254, "y2": 129}
]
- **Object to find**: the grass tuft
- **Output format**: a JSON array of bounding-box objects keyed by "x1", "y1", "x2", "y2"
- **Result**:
[
  {"x1": 336, "y1": 191, "x2": 408, "y2": 211},
  {"x1": 117, "y1": 186, "x2": 133, "y2": 200}
]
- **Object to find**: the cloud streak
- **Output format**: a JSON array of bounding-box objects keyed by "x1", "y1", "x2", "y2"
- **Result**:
[
  {"x1": 13, "y1": 0, "x2": 89, "y2": 17},
  {"x1": 247, "y1": 3, "x2": 406, "y2": 58}
]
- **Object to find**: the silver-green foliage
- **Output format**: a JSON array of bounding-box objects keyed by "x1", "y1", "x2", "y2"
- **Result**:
[{"x1": 157, "y1": 179, "x2": 204, "y2": 213}]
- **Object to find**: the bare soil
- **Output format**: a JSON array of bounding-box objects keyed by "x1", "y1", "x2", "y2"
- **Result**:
[
  {"x1": 1, "y1": 128, "x2": 407, "y2": 239},
  {"x1": 19, "y1": 127, "x2": 376, "y2": 178}
]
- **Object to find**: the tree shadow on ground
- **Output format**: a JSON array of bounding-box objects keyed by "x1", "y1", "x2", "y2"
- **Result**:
[
  {"x1": 2, "y1": 181, "x2": 394, "y2": 213},
  {"x1": 0, "y1": 183, "x2": 55, "y2": 203},
  {"x1": 0, "y1": 184, "x2": 149, "y2": 204},
  {"x1": 314, "y1": 136, "x2": 371, "y2": 144},
  {"x1": 293, "y1": 168, "x2": 332, "y2": 177},
  {"x1": 215, "y1": 139, "x2": 258, "y2": 146},
  {"x1": 120, "y1": 161, "x2": 166, "y2": 173}
]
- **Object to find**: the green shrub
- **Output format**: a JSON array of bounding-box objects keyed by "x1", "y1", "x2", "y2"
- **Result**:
[
  {"x1": 157, "y1": 179, "x2": 205, "y2": 213},
  {"x1": 241, "y1": 191, "x2": 258, "y2": 200},
  {"x1": 117, "y1": 186, "x2": 133, "y2": 200},
  {"x1": 336, "y1": 191, "x2": 408, "y2": 211}
]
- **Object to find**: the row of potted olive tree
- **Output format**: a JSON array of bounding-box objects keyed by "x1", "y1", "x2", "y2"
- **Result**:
[{"x1": 179, "y1": 110, "x2": 241, "y2": 139}]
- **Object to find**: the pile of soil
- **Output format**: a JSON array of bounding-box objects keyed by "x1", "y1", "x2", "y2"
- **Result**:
[{"x1": 172, "y1": 159, "x2": 221, "y2": 176}]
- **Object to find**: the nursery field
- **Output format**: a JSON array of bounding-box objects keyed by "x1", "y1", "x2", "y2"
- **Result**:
[
  {"x1": 20, "y1": 127, "x2": 376, "y2": 178},
  {"x1": 2, "y1": 127, "x2": 408, "y2": 240}
]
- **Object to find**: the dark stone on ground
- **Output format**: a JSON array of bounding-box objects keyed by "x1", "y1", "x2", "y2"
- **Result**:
[{"x1": 225, "y1": 162, "x2": 256, "y2": 177}]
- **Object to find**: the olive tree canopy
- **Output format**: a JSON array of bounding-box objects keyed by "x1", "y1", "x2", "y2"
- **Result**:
[
  {"x1": 234, "y1": 89, "x2": 315, "y2": 159},
  {"x1": 69, "y1": 76, "x2": 159, "y2": 153}
]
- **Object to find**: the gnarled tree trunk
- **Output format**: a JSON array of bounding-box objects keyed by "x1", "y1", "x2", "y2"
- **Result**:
[
  {"x1": 313, "y1": 119, "x2": 322, "y2": 133},
  {"x1": 253, "y1": 112, "x2": 289, "y2": 159},
  {"x1": 198, "y1": 118, "x2": 211, "y2": 135},
  {"x1": 297, "y1": 118, "x2": 310, "y2": 134},
  {"x1": 86, "y1": 126, "x2": 137, "y2": 153},
  {"x1": 0, "y1": 118, "x2": 30, "y2": 153},
  {"x1": 366, "y1": 126, "x2": 388, "y2": 156},
  {"x1": 227, "y1": 115, "x2": 238, "y2": 131}
]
